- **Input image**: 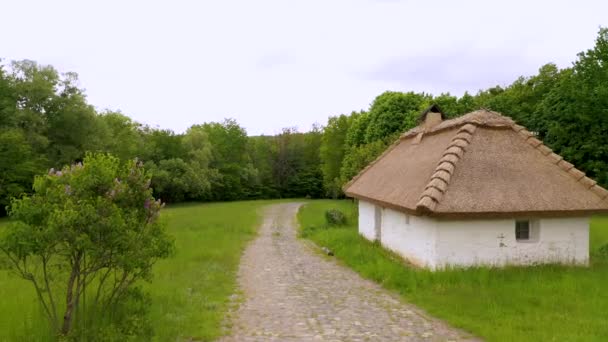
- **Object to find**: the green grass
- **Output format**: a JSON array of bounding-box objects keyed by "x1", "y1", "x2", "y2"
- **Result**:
[
  {"x1": 0, "y1": 199, "x2": 285, "y2": 341},
  {"x1": 298, "y1": 200, "x2": 608, "y2": 342}
]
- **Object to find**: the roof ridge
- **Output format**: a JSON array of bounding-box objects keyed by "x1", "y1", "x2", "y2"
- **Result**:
[
  {"x1": 416, "y1": 123, "x2": 477, "y2": 213},
  {"x1": 511, "y1": 125, "x2": 608, "y2": 200},
  {"x1": 400, "y1": 109, "x2": 513, "y2": 140}
]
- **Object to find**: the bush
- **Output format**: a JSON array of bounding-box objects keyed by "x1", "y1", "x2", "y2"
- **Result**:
[
  {"x1": 0, "y1": 153, "x2": 174, "y2": 337},
  {"x1": 325, "y1": 209, "x2": 347, "y2": 226}
]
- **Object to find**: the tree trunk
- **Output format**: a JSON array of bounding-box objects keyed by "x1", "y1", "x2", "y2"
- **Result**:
[{"x1": 61, "y1": 258, "x2": 81, "y2": 335}]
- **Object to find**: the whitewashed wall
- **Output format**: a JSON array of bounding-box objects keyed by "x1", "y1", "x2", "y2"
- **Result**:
[
  {"x1": 358, "y1": 200, "x2": 376, "y2": 241},
  {"x1": 358, "y1": 201, "x2": 438, "y2": 268},
  {"x1": 435, "y1": 217, "x2": 589, "y2": 268},
  {"x1": 380, "y1": 207, "x2": 437, "y2": 268},
  {"x1": 358, "y1": 200, "x2": 589, "y2": 270}
]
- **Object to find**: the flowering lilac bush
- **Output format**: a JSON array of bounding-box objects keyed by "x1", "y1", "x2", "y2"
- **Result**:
[{"x1": 0, "y1": 153, "x2": 174, "y2": 336}]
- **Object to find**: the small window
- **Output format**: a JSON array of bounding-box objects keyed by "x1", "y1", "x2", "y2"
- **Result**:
[
  {"x1": 515, "y1": 221, "x2": 530, "y2": 240},
  {"x1": 516, "y1": 220, "x2": 540, "y2": 242}
]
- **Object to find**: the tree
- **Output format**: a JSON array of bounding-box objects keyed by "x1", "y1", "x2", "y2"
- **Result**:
[
  {"x1": 0, "y1": 153, "x2": 174, "y2": 336},
  {"x1": 320, "y1": 114, "x2": 353, "y2": 198},
  {"x1": 364, "y1": 91, "x2": 428, "y2": 143},
  {"x1": 97, "y1": 111, "x2": 144, "y2": 161},
  {"x1": 538, "y1": 27, "x2": 608, "y2": 186},
  {"x1": 0, "y1": 128, "x2": 42, "y2": 215},
  {"x1": 146, "y1": 158, "x2": 212, "y2": 203},
  {"x1": 340, "y1": 139, "x2": 388, "y2": 185},
  {"x1": 201, "y1": 119, "x2": 256, "y2": 200}
]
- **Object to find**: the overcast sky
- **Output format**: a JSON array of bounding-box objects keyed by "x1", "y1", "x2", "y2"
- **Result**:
[{"x1": 2, "y1": 0, "x2": 607, "y2": 135}]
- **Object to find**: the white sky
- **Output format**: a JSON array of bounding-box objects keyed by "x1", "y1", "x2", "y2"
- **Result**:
[{"x1": 1, "y1": 0, "x2": 606, "y2": 135}]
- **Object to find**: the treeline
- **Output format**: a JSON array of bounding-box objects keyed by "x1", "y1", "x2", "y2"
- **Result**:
[
  {"x1": 0, "y1": 60, "x2": 324, "y2": 214},
  {"x1": 1, "y1": 28, "x2": 607, "y2": 214}
]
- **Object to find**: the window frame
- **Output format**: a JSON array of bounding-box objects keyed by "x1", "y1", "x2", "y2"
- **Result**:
[{"x1": 515, "y1": 219, "x2": 540, "y2": 243}]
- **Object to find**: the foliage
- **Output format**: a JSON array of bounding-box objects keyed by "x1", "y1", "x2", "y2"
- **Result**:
[
  {"x1": 320, "y1": 114, "x2": 354, "y2": 198},
  {"x1": 538, "y1": 28, "x2": 608, "y2": 186},
  {"x1": 324, "y1": 209, "x2": 347, "y2": 226},
  {"x1": 299, "y1": 200, "x2": 608, "y2": 342},
  {"x1": 339, "y1": 139, "x2": 388, "y2": 184},
  {"x1": 364, "y1": 91, "x2": 428, "y2": 143},
  {"x1": 0, "y1": 153, "x2": 173, "y2": 336}
]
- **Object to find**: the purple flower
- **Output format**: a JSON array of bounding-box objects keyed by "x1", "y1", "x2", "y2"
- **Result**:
[
  {"x1": 144, "y1": 198, "x2": 151, "y2": 209},
  {"x1": 65, "y1": 185, "x2": 71, "y2": 195},
  {"x1": 56, "y1": 171, "x2": 62, "y2": 177}
]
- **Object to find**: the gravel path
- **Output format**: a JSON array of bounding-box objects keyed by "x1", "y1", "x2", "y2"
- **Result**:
[{"x1": 221, "y1": 203, "x2": 477, "y2": 342}]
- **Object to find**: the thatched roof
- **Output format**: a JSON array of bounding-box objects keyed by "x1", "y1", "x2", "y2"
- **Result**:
[{"x1": 344, "y1": 109, "x2": 608, "y2": 218}]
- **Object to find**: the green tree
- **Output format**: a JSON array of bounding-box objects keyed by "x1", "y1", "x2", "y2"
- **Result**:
[
  {"x1": 364, "y1": 91, "x2": 428, "y2": 143},
  {"x1": 0, "y1": 128, "x2": 42, "y2": 215},
  {"x1": 146, "y1": 158, "x2": 212, "y2": 203},
  {"x1": 201, "y1": 119, "x2": 256, "y2": 200},
  {"x1": 538, "y1": 27, "x2": 608, "y2": 186},
  {"x1": 340, "y1": 139, "x2": 388, "y2": 185},
  {"x1": 320, "y1": 114, "x2": 353, "y2": 198},
  {"x1": 0, "y1": 153, "x2": 174, "y2": 336},
  {"x1": 97, "y1": 111, "x2": 144, "y2": 161}
]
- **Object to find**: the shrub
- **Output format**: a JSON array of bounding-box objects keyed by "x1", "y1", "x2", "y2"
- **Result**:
[
  {"x1": 325, "y1": 209, "x2": 347, "y2": 226},
  {"x1": 0, "y1": 153, "x2": 174, "y2": 337}
]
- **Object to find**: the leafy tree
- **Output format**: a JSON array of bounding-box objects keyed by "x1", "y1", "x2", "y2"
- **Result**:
[
  {"x1": 430, "y1": 93, "x2": 459, "y2": 117},
  {"x1": 146, "y1": 158, "x2": 212, "y2": 203},
  {"x1": 320, "y1": 114, "x2": 353, "y2": 198},
  {"x1": 97, "y1": 111, "x2": 144, "y2": 161},
  {"x1": 340, "y1": 139, "x2": 388, "y2": 185},
  {"x1": 201, "y1": 119, "x2": 256, "y2": 200},
  {"x1": 364, "y1": 91, "x2": 428, "y2": 143},
  {"x1": 344, "y1": 110, "x2": 368, "y2": 147},
  {"x1": 456, "y1": 92, "x2": 477, "y2": 114},
  {"x1": 538, "y1": 27, "x2": 608, "y2": 186},
  {"x1": 247, "y1": 135, "x2": 279, "y2": 198},
  {"x1": 8, "y1": 61, "x2": 101, "y2": 167},
  {"x1": 140, "y1": 128, "x2": 187, "y2": 163},
  {"x1": 0, "y1": 128, "x2": 42, "y2": 215},
  {"x1": 0, "y1": 153, "x2": 174, "y2": 336}
]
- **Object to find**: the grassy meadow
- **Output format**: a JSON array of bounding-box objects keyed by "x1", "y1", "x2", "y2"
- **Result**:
[
  {"x1": 0, "y1": 200, "x2": 284, "y2": 341},
  {"x1": 298, "y1": 200, "x2": 608, "y2": 342}
]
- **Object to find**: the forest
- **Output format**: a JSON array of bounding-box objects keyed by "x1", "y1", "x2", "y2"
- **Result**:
[{"x1": 1, "y1": 28, "x2": 607, "y2": 216}]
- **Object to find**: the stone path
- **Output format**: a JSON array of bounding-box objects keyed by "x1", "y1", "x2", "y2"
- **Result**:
[{"x1": 220, "y1": 203, "x2": 477, "y2": 341}]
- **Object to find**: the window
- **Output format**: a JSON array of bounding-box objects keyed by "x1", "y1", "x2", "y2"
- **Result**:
[
  {"x1": 515, "y1": 220, "x2": 539, "y2": 242},
  {"x1": 515, "y1": 221, "x2": 530, "y2": 240},
  {"x1": 405, "y1": 214, "x2": 410, "y2": 225}
]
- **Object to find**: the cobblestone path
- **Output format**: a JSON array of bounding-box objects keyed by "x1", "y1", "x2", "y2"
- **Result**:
[{"x1": 221, "y1": 203, "x2": 477, "y2": 342}]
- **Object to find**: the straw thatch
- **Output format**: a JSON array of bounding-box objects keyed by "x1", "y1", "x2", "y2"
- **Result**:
[{"x1": 343, "y1": 109, "x2": 608, "y2": 218}]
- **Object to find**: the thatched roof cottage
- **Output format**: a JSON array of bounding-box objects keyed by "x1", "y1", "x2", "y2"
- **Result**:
[{"x1": 344, "y1": 106, "x2": 608, "y2": 269}]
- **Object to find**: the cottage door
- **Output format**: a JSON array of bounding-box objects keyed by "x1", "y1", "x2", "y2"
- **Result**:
[{"x1": 374, "y1": 205, "x2": 382, "y2": 242}]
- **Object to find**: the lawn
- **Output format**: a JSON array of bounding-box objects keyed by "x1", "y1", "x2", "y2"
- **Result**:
[
  {"x1": 298, "y1": 200, "x2": 608, "y2": 342},
  {"x1": 0, "y1": 200, "x2": 282, "y2": 341}
]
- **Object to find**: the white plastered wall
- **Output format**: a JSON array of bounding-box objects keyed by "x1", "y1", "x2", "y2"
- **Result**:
[
  {"x1": 358, "y1": 200, "x2": 438, "y2": 268},
  {"x1": 358, "y1": 200, "x2": 590, "y2": 269},
  {"x1": 435, "y1": 217, "x2": 589, "y2": 268},
  {"x1": 358, "y1": 200, "x2": 377, "y2": 241}
]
